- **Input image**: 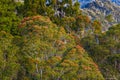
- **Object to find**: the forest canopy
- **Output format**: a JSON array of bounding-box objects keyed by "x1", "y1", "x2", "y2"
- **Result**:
[{"x1": 0, "y1": 0, "x2": 120, "y2": 80}]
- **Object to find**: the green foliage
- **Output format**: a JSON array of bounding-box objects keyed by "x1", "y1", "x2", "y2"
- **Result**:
[
  {"x1": 81, "y1": 23, "x2": 120, "y2": 79},
  {"x1": 105, "y1": 14, "x2": 113, "y2": 22},
  {"x1": 15, "y1": 15, "x2": 104, "y2": 80},
  {"x1": 92, "y1": 20, "x2": 102, "y2": 34},
  {"x1": 0, "y1": 0, "x2": 120, "y2": 79},
  {"x1": 63, "y1": 1, "x2": 81, "y2": 17},
  {"x1": 0, "y1": 31, "x2": 20, "y2": 80},
  {"x1": 0, "y1": 0, "x2": 20, "y2": 35}
]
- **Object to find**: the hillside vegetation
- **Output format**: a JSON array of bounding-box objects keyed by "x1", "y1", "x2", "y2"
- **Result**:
[{"x1": 0, "y1": 0, "x2": 120, "y2": 80}]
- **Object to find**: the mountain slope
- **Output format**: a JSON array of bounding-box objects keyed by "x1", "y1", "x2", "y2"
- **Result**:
[
  {"x1": 79, "y1": 0, "x2": 120, "y2": 7},
  {"x1": 78, "y1": 0, "x2": 95, "y2": 8},
  {"x1": 80, "y1": 0, "x2": 120, "y2": 31},
  {"x1": 112, "y1": 0, "x2": 120, "y2": 5}
]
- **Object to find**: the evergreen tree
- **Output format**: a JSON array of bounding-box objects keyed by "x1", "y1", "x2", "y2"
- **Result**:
[
  {"x1": 0, "y1": 31, "x2": 20, "y2": 80},
  {"x1": 0, "y1": 0, "x2": 20, "y2": 35},
  {"x1": 16, "y1": 15, "x2": 104, "y2": 80}
]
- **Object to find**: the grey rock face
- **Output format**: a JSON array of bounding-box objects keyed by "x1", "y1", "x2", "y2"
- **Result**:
[{"x1": 81, "y1": 0, "x2": 120, "y2": 31}]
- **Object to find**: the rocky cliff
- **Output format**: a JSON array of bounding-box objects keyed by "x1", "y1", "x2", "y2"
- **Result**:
[{"x1": 79, "y1": 0, "x2": 120, "y2": 31}]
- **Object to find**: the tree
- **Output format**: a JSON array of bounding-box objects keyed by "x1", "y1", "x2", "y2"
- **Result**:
[
  {"x1": 17, "y1": 15, "x2": 104, "y2": 80},
  {"x1": 22, "y1": 0, "x2": 52, "y2": 17},
  {"x1": 0, "y1": 0, "x2": 20, "y2": 35},
  {"x1": 81, "y1": 23, "x2": 120, "y2": 79},
  {"x1": 92, "y1": 20, "x2": 102, "y2": 34},
  {"x1": 105, "y1": 14, "x2": 113, "y2": 22},
  {"x1": 0, "y1": 31, "x2": 20, "y2": 80}
]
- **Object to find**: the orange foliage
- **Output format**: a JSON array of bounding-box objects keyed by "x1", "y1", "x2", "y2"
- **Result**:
[
  {"x1": 56, "y1": 40, "x2": 65, "y2": 46},
  {"x1": 18, "y1": 15, "x2": 50, "y2": 28},
  {"x1": 21, "y1": 17, "x2": 30, "y2": 24},
  {"x1": 33, "y1": 25, "x2": 41, "y2": 30},
  {"x1": 32, "y1": 15, "x2": 41, "y2": 20},
  {"x1": 28, "y1": 20, "x2": 34, "y2": 24},
  {"x1": 82, "y1": 65, "x2": 92, "y2": 70},
  {"x1": 61, "y1": 62, "x2": 69, "y2": 67},
  {"x1": 28, "y1": 58, "x2": 39, "y2": 64},
  {"x1": 76, "y1": 15, "x2": 90, "y2": 23},
  {"x1": 75, "y1": 45, "x2": 85, "y2": 53},
  {"x1": 62, "y1": 60, "x2": 79, "y2": 67},
  {"x1": 58, "y1": 45, "x2": 66, "y2": 51},
  {"x1": 55, "y1": 56, "x2": 62, "y2": 61},
  {"x1": 19, "y1": 23, "x2": 26, "y2": 28},
  {"x1": 90, "y1": 62, "x2": 99, "y2": 70},
  {"x1": 77, "y1": 15, "x2": 83, "y2": 20},
  {"x1": 85, "y1": 16, "x2": 91, "y2": 24},
  {"x1": 24, "y1": 17, "x2": 30, "y2": 21},
  {"x1": 47, "y1": 56, "x2": 62, "y2": 65}
]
